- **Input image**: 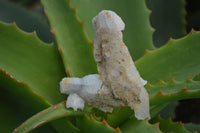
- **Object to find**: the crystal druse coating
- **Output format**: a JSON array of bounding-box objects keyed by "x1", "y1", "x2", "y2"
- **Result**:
[{"x1": 60, "y1": 10, "x2": 150, "y2": 120}]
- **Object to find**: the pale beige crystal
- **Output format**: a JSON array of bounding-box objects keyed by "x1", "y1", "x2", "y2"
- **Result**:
[{"x1": 60, "y1": 10, "x2": 150, "y2": 120}]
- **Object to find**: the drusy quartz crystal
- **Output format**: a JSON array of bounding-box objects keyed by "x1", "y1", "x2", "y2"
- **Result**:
[{"x1": 60, "y1": 10, "x2": 150, "y2": 120}]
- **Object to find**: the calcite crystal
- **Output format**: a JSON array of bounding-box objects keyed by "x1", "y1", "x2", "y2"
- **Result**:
[{"x1": 60, "y1": 10, "x2": 150, "y2": 120}]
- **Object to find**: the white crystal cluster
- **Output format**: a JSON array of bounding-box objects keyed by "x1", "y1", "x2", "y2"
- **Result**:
[{"x1": 60, "y1": 10, "x2": 150, "y2": 120}]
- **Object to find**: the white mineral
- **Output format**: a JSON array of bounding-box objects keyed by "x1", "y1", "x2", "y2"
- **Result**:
[{"x1": 60, "y1": 10, "x2": 150, "y2": 120}]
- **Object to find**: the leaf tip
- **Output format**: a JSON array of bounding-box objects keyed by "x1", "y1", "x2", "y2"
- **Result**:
[
  {"x1": 116, "y1": 127, "x2": 122, "y2": 133},
  {"x1": 169, "y1": 77, "x2": 175, "y2": 83},
  {"x1": 145, "y1": 82, "x2": 152, "y2": 87},
  {"x1": 193, "y1": 73, "x2": 200, "y2": 81},
  {"x1": 181, "y1": 88, "x2": 188, "y2": 91},
  {"x1": 50, "y1": 29, "x2": 55, "y2": 35},
  {"x1": 33, "y1": 30, "x2": 37, "y2": 35},
  {"x1": 157, "y1": 90, "x2": 164, "y2": 95},
  {"x1": 153, "y1": 28, "x2": 156, "y2": 32},
  {"x1": 186, "y1": 76, "x2": 193, "y2": 82},
  {"x1": 144, "y1": 49, "x2": 150, "y2": 55},
  {"x1": 167, "y1": 37, "x2": 174, "y2": 44},
  {"x1": 148, "y1": 9, "x2": 152, "y2": 14},
  {"x1": 158, "y1": 79, "x2": 166, "y2": 84},
  {"x1": 190, "y1": 28, "x2": 196, "y2": 35},
  {"x1": 12, "y1": 21, "x2": 17, "y2": 26}
]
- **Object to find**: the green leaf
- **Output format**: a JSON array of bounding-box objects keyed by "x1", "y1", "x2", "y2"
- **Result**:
[
  {"x1": 14, "y1": 101, "x2": 119, "y2": 133},
  {"x1": 107, "y1": 107, "x2": 134, "y2": 128},
  {"x1": 145, "y1": 77, "x2": 200, "y2": 117},
  {"x1": 0, "y1": 0, "x2": 54, "y2": 43},
  {"x1": 41, "y1": 0, "x2": 97, "y2": 77},
  {"x1": 149, "y1": 80, "x2": 200, "y2": 107},
  {"x1": 0, "y1": 88, "x2": 54, "y2": 133},
  {"x1": 0, "y1": 22, "x2": 66, "y2": 105},
  {"x1": 158, "y1": 102, "x2": 178, "y2": 119},
  {"x1": 13, "y1": 101, "x2": 82, "y2": 133},
  {"x1": 120, "y1": 117, "x2": 161, "y2": 133},
  {"x1": 150, "y1": 102, "x2": 169, "y2": 118},
  {"x1": 146, "y1": 0, "x2": 186, "y2": 47},
  {"x1": 0, "y1": 22, "x2": 75, "y2": 132},
  {"x1": 184, "y1": 123, "x2": 200, "y2": 133},
  {"x1": 77, "y1": 114, "x2": 120, "y2": 133},
  {"x1": 136, "y1": 31, "x2": 200, "y2": 84},
  {"x1": 146, "y1": 78, "x2": 200, "y2": 98},
  {"x1": 150, "y1": 115, "x2": 192, "y2": 133},
  {"x1": 0, "y1": 69, "x2": 73, "y2": 133},
  {"x1": 0, "y1": 70, "x2": 50, "y2": 110},
  {"x1": 71, "y1": 0, "x2": 155, "y2": 60}
]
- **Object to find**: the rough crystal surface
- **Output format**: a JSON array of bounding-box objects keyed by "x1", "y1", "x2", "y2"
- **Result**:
[{"x1": 60, "y1": 10, "x2": 150, "y2": 120}]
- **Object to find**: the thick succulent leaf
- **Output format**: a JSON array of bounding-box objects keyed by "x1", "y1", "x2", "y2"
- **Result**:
[
  {"x1": 0, "y1": 0, "x2": 54, "y2": 43},
  {"x1": 71, "y1": 0, "x2": 155, "y2": 60},
  {"x1": 13, "y1": 101, "x2": 81, "y2": 133},
  {"x1": 0, "y1": 70, "x2": 50, "y2": 110},
  {"x1": 184, "y1": 123, "x2": 200, "y2": 133},
  {"x1": 146, "y1": 78, "x2": 200, "y2": 106},
  {"x1": 0, "y1": 88, "x2": 54, "y2": 133},
  {"x1": 150, "y1": 115, "x2": 192, "y2": 133},
  {"x1": 146, "y1": 0, "x2": 186, "y2": 47},
  {"x1": 158, "y1": 102, "x2": 178, "y2": 119},
  {"x1": 14, "y1": 101, "x2": 120, "y2": 133},
  {"x1": 41, "y1": 0, "x2": 97, "y2": 77},
  {"x1": 150, "y1": 102, "x2": 169, "y2": 119},
  {"x1": 0, "y1": 22, "x2": 66, "y2": 105},
  {"x1": 77, "y1": 115, "x2": 120, "y2": 133},
  {"x1": 146, "y1": 78, "x2": 200, "y2": 98},
  {"x1": 147, "y1": 77, "x2": 200, "y2": 117},
  {"x1": 120, "y1": 117, "x2": 161, "y2": 133},
  {"x1": 107, "y1": 107, "x2": 134, "y2": 128},
  {"x1": 136, "y1": 31, "x2": 200, "y2": 84},
  {"x1": 0, "y1": 22, "x2": 76, "y2": 132}
]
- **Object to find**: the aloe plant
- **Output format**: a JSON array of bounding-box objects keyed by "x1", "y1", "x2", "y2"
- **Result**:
[{"x1": 0, "y1": 0, "x2": 200, "y2": 132}]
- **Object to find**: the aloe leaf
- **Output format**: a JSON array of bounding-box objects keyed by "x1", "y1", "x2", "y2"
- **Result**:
[
  {"x1": 146, "y1": 78, "x2": 200, "y2": 106},
  {"x1": 41, "y1": 0, "x2": 97, "y2": 77},
  {"x1": 14, "y1": 101, "x2": 119, "y2": 133},
  {"x1": 150, "y1": 115, "x2": 192, "y2": 133},
  {"x1": 0, "y1": 88, "x2": 54, "y2": 133},
  {"x1": 184, "y1": 123, "x2": 200, "y2": 133},
  {"x1": 0, "y1": 22, "x2": 78, "y2": 132},
  {"x1": 13, "y1": 101, "x2": 82, "y2": 133},
  {"x1": 0, "y1": 22, "x2": 66, "y2": 105},
  {"x1": 136, "y1": 30, "x2": 200, "y2": 84},
  {"x1": 77, "y1": 114, "x2": 120, "y2": 133},
  {"x1": 120, "y1": 117, "x2": 161, "y2": 133},
  {"x1": 0, "y1": 0, "x2": 54, "y2": 43},
  {"x1": 0, "y1": 70, "x2": 50, "y2": 110},
  {"x1": 146, "y1": 0, "x2": 186, "y2": 47},
  {"x1": 150, "y1": 82, "x2": 200, "y2": 107},
  {"x1": 70, "y1": 0, "x2": 155, "y2": 60},
  {"x1": 158, "y1": 102, "x2": 178, "y2": 119},
  {"x1": 146, "y1": 78, "x2": 200, "y2": 98},
  {"x1": 106, "y1": 107, "x2": 134, "y2": 128},
  {"x1": 0, "y1": 69, "x2": 73, "y2": 133},
  {"x1": 0, "y1": 88, "x2": 51, "y2": 133}
]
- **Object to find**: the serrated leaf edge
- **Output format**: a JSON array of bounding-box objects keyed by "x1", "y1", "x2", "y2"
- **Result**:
[{"x1": 0, "y1": 69, "x2": 51, "y2": 106}]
